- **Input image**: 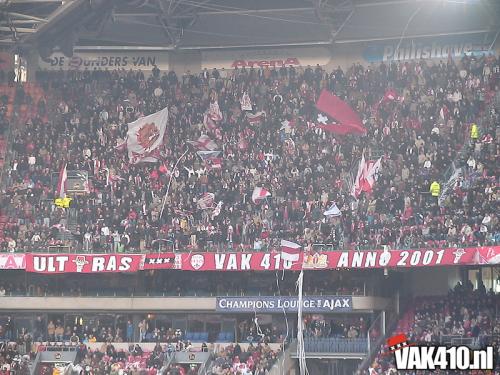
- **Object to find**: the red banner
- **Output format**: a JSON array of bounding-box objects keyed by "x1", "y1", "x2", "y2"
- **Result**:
[
  {"x1": 22, "y1": 246, "x2": 500, "y2": 273},
  {"x1": 143, "y1": 253, "x2": 179, "y2": 269},
  {"x1": 0, "y1": 254, "x2": 25, "y2": 269},
  {"x1": 173, "y1": 247, "x2": 497, "y2": 272},
  {"x1": 182, "y1": 251, "x2": 303, "y2": 272},
  {"x1": 25, "y1": 254, "x2": 145, "y2": 274}
]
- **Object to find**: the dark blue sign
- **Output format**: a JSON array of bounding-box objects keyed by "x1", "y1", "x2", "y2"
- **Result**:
[{"x1": 216, "y1": 296, "x2": 353, "y2": 313}]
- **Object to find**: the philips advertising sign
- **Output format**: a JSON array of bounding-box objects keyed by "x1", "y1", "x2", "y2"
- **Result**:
[{"x1": 362, "y1": 35, "x2": 494, "y2": 63}]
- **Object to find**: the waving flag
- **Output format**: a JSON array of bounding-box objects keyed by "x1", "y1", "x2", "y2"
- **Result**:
[
  {"x1": 127, "y1": 107, "x2": 168, "y2": 164},
  {"x1": 352, "y1": 155, "x2": 382, "y2": 198},
  {"x1": 252, "y1": 187, "x2": 271, "y2": 204},
  {"x1": 197, "y1": 192, "x2": 215, "y2": 210},
  {"x1": 196, "y1": 150, "x2": 221, "y2": 161},
  {"x1": 246, "y1": 111, "x2": 266, "y2": 125},
  {"x1": 208, "y1": 100, "x2": 223, "y2": 122},
  {"x1": 280, "y1": 240, "x2": 302, "y2": 262},
  {"x1": 280, "y1": 119, "x2": 296, "y2": 132},
  {"x1": 383, "y1": 88, "x2": 403, "y2": 102},
  {"x1": 211, "y1": 201, "x2": 223, "y2": 219},
  {"x1": 240, "y1": 92, "x2": 252, "y2": 111},
  {"x1": 188, "y1": 135, "x2": 218, "y2": 151},
  {"x1": 315, "y1": 89, "x2": 365, "y2": 135},
  {"x1": 324, "y1": 202, "x2": 342, "y2": 217},
  {"x1": 56, "y1": 163, "x2": 67, "y2": 198},
  {"x1": 206, "y1": 157, "x2": 222, "y2": 170}
]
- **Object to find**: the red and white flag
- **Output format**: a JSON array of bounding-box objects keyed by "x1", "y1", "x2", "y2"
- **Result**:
[
  {"x1": 211, "y1": 201, "x2": 223, "y2": 220},
  {"x1": 352, "y1": 155, "x2": 382, "y2": 198},
  {"x1": 252, "y1": 187, "x2": 271, "y2": 204},
  {"x1": 206, "y1": 157, "x2": 222, "y2": 170},
  {"x1": 315, "y1": 89, "x2": 366, "y2": 135},
  {"x1": 126, "y1": 107, "x2": 168, "y2": 164},
  {"x1": 246, "y1": 111, "x2": 266, "y2": 125},
  {"x1": 188, "y1": 135, "x2": 218, "y2": 151},
  {"x1": 208, "y1": 100, "x2": 223, "y2": 122},
  {"x1": 197, "y1": 192, "x2": 215, "y2": 210},
  {"x1": 280, "y1": 239, "x2": 302, "y2": 262},
  {"x1": 240, "y1": 92, "x2": 252, "y2": 111},
  {"x1": 382, "y1": 88, "x2": 403, "y2": 102},
  {"x1": 56, "y1": 163, "x2": 67, "y2": 198}
]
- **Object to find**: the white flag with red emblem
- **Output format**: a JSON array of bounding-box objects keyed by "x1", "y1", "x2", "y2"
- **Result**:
[
  {"x1": 280, "y1": 239, "x2": 302, "y2": 262},
  {"x1": 251, "y1": 187, "x2": 271, "y2": 204},
  {"x1": 127, "y1": 107, "x2": 168, "y2": 164}
]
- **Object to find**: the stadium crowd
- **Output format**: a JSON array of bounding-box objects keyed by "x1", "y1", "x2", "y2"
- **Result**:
[
  {"x1": 370, "y1": 283, "x2": 500, "y2": 374},
  {"x1": 0, "y1": 53, "x2": 498, "y2": 252}
]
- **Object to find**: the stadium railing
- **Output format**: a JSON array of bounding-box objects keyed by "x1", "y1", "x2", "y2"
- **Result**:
[{"x1": 6, "y1": 241, "x2": 497, "y2": 254}]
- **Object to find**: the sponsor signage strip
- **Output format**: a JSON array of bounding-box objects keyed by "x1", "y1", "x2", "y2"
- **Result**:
[
  {"x1": 216, "y1": 296, "x2": 352, "y2": 313},
  {"x1": 38, "y1": 51, "x2": 169, "y2": 71},
  {"x1": 201, "y1": 46, "x2": 331, "y2": 70},
  {"x1": 19, "y1": 246, "x2": 500, "y2": 273}
]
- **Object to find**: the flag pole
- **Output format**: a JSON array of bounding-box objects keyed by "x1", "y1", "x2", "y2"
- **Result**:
[{"x1": 159, "y1": 148, "x2": 190, "y2": 220}]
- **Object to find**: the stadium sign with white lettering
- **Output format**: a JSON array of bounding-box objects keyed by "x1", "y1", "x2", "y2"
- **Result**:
[
  {"x1": 38, "y1": 51, "x2": 169, "y2": 71},
  {"x1": 216, "y1": 296, "x2": 352, "y2": 313}
]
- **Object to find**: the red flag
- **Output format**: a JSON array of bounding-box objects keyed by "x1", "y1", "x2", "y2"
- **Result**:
[{"x1": 315, "y1": 90, "x2": 366, "y2": 134}]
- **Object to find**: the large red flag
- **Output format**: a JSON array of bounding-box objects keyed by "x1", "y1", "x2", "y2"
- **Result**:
[{"x1": 315, "y1": 90, "x2": 366, "y2": 134}]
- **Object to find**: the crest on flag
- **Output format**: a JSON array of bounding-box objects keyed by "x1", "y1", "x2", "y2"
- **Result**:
[
  {"x1": 137, "y1": 123, "x2": 160, "y2": 150},
  {"x1": 127, "y1": 107, "x2": 168, "y2": 164}
]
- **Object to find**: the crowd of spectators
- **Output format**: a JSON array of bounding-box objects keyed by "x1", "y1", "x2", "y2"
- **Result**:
[
  {"x1": 0, "y1": 52, "x2": 498, "y2": 252},
  {"x1": 0, "y1": 338, "x2": 280, "y2": 375},
  {"x1": 304, "y1": 314, "x2": 368, "y2": 339},
  {"x1": 209, "y1": 342, "x2": 279, "y2": 375},
  {"x1": 0, "y1": 342, "x2": 30, "y2": 375},
  {"x1": 370, "y1": 284, "x2": 500, "y2": 374}
]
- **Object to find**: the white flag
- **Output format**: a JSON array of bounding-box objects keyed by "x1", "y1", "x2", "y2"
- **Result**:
[
  {"x1": 126, "y1": 107, "x2": 168, "y2": 164},
  {"x1": 324, "y1": 202, "x2": 342, "y2": 217}
]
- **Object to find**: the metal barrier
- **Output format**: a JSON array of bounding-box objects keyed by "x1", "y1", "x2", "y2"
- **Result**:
[{"x1": 303, "y1": 337, "x2": 369, "y2": 354}]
